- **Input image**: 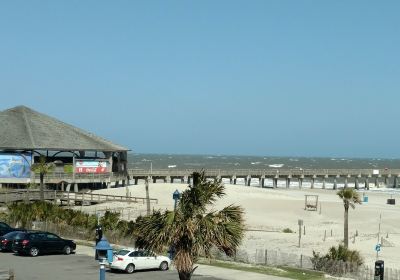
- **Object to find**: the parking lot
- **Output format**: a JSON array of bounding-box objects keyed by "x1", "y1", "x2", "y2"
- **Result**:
[{"x1": 0, "y1": 252, "x2": 222, "y2": 280}]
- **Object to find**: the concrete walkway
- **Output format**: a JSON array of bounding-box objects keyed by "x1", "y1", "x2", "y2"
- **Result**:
[{"x1": 76, "y1": 244, "x2": 290, "y2": 280}]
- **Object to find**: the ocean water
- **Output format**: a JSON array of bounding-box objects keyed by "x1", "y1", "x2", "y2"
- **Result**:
[{"x1": 127, "y1": 153, "x2": 400, "y2": 170}]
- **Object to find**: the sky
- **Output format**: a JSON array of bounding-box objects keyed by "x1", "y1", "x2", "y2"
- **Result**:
[{"x1": 0, "y1": 1, "x2": 399, "y2": 158}]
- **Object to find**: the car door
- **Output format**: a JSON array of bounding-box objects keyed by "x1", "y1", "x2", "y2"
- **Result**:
[
  {"x1": 31, "y1": 233, "x2": 47, "y2": 253},
  {"x1": 45, "y1": 233, "x2": 64, "y2": 253},
  {"x1": 143, "y1": 250, "x2": 159, "y2": 269},
  {"x1": 128, "y1": 250, "x2": 148, "y2": 270}
]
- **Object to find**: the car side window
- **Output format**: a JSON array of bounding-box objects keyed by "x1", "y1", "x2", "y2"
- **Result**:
[
  {"x1": 129, "y1": 251, "x2": 138, "y2": 257},
  {"x1": 46, "y1": 233, "x2": 60, "y2": 240},
  {"x1": 143, "y1": 251, "x2": 153, "y2": 257},
  {"x1": 129, "y1": 251, "x2": 144, "y2": 257},
  {"x1": 31, "y1": 233, "x2": 46, "y2": 240}
]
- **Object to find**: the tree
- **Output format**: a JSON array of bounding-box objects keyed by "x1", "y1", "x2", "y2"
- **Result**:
[
  {"x1": 337, "y1": 188, "x2": 361, "y2": 248},
  {"x1": 31, "y1": 156, "x2": 55, "y2": 201},
  {"x1": 135, "y1": 171, "x2": 245, "y2": 280}
]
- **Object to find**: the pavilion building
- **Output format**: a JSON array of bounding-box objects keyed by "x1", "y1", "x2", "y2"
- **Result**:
[{"x1": 0, "y1": 106, "x2": 130, "y2": 191}]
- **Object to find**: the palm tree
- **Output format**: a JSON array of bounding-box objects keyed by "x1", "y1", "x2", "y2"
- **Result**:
[
  {"x1": 31, "y1": 155, "x2": 55, "y2": 201},
  {"x1": 135, "y1": 171, "x2": 245, "y2": 280},
  {"x1": 337, "y1": 188, "x2": 361, "y2": 248}
]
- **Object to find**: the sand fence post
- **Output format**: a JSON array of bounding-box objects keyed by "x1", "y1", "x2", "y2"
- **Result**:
[
  {"x1": 323, "y1": 230, "x2": 326, "y2": 241},
  {"x1": 264, "y1": 249, "x2": 268, "y2": 266}
]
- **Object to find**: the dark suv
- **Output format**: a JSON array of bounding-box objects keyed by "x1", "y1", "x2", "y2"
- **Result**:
[
  {"x1": 12, "y1": 231, "x2": 76, "y2": 257},
  {"x1": 0, "y1": 222, "x2": 19, "y2": 236}
]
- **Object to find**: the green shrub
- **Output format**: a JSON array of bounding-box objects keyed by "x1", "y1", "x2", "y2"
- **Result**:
[
  {"x1": 282, "y1": 228, "x2": 294, "y2": 233},
  {"x1": 311, "y1": 244, "x2": 363, "y2": 276},
  {"x1": 63, "y1": 164, "x2": 73, "y2": 173}
]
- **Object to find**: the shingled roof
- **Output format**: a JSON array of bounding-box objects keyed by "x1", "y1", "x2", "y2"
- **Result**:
[{"x1": 0, "y1": 106, "x2": 129, "y2": 152}]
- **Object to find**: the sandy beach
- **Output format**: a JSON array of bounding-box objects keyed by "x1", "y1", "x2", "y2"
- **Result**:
[{"x1": 82, "y1": 182, "x2": 400, "y2": 268}]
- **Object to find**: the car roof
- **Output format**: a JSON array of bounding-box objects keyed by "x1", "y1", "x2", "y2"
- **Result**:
[{"x1": 118, "y1": 248, "x2": 136, "y2": 252}]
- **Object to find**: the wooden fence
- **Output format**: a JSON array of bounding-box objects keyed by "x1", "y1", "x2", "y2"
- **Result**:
[{"x1": 0, "y1": 190, "x2": 158, "y2": 205}]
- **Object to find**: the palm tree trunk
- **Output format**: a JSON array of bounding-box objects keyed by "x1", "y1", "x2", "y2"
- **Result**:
[
  {"x1": 344, "y1": 206, "x2": 349, "y2": 248},
  {"x1": 178, "y1": 271, "x2": 192, "y2": 280},
  {"x1": 40, "y1": 173, "x2": 44, "y2": 201}
]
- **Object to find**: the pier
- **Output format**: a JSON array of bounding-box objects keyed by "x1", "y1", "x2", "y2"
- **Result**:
[
  {"x1": 1, "y1": 169, "x2": 399, "y2": 191},
  {"x1": 128, "y1": 168, "x2": 400, "y2": 189}
]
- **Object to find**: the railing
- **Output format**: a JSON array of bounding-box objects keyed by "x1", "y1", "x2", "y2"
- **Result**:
[
  {"x1": 31, "y1": 172, "x2": 127, "y2": 181},
  {"x1": 0, "y1": 190, "x2": 158, "y2": 204},
  {"x1": 23, "y1": 168, "x2": 400, "y2": 183},
  {"x1": 128, "y1": 168, "x2": 400, "y2": 177}
]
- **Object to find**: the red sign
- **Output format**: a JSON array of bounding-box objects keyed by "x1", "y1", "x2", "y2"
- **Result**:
[
  {"x1": 75, "y1": 167, "x2": 107, "y2": 174},
  {"x1": 75, "y1": 160, "x2": 109, "y2": 174}
]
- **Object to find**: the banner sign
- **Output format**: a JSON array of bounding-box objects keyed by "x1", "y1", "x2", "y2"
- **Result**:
[
  {"x1": 0, "y1": 153, "x2": 32, "y2": 178},
  {"x1": 75, "y1": 159, "x2": 109, "y2": 174}
]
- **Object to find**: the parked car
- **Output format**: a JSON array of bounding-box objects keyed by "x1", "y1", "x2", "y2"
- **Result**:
[
  {"x1": 0, "y1": 222, "x2": 20, "y2": 236},
  {"x1": 12, "y1": 231, "x2": 76, "y2": 257},
  {"x1": 110, "y1": 248, "x2": 171, "y2": 273},
  {"x1": 1, "y1": 230, "x2": 26, "y2": 252}
]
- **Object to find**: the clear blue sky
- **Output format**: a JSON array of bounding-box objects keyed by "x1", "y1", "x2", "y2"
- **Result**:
[{"x1": 0, "y1": 1, "x2": 399, "y2": 158}]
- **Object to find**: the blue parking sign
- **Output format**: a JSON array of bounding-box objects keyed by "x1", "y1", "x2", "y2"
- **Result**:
[{"x1": 375, "y1": 244, "x2": 381, "y2": 252}]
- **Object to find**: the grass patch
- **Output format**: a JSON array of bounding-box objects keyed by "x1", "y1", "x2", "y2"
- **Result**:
[{"x1": 197, "y1": 259, "x2": 325, "y2": 280}]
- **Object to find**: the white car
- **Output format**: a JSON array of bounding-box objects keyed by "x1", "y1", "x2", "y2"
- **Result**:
[{"x1": 110, "y1": 248, "x2": 171, "y2": 274}]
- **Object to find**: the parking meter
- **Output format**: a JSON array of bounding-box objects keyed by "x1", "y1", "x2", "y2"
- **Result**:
[
  {"x1": 374, "y1": 260, "x2": 384, "y2": 280},
  {"x1": 95, "y1": 237, "x2": 113, "y2": 280}
]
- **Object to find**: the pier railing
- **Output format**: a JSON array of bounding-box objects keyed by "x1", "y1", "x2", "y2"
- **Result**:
[
  {"x1": 5, "y1": 168, "x2": 400, "y2": 185},
  {"x1": 128, "y1": 168, "x2": 400, "y2": 177}
]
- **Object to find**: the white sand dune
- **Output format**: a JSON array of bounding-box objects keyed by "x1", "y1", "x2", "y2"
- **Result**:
[{"x1": 86, "y1": 183, "x2": 400, "y2": 267}]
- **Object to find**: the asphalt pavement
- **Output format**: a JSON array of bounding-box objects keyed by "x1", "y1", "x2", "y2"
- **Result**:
[
  {"x1": 0, "y1": 244, "x2": 291, "y2": 280},
  {"x1": 0, "y1": 252, "x2": 222, "y2": 280}
]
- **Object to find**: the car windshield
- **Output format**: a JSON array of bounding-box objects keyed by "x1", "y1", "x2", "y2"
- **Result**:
[
  {"x1": 14, "y1": 232, "x2": 27, "y2": 240},
  {"x1": 116, "y1": 249, "x2": 130, "y2": 256},
  {"x1": 3, "y1": 231, "x2": 19, "y2": 239}
]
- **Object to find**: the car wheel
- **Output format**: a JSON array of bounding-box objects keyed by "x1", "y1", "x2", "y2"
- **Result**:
[
  {"x1": 63, "y1": 246, "x2": 71, "y2": 255},
  {"x1": 30, "y1": 247, "x2": 39, "y2": 257},
  {"x1": 125, "y1": 263, "x2": 135, "y2": 274},
  {"x1": 159, "y1": 261, "x2": 169, "y2": 271}
]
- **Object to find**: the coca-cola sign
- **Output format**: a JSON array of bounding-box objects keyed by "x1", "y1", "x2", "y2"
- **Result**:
[{"x1": 75, "y1": 159, "x2": 109, "y2": 174}]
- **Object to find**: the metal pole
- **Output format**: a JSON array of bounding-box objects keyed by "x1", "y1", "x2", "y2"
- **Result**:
[
  {"x1": 145, "y1": 177, "x2": 150, "y2": 215},
  {"x1": 99, "y1": 263, "x2": 105, "y2": 280},
  {"x1": 298, "y1": 224, "x2": 301, "y2": 247},
  {"x1": 377, "y1": 213, "x2": 382, "y2": 260}
]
